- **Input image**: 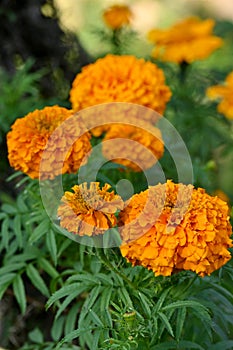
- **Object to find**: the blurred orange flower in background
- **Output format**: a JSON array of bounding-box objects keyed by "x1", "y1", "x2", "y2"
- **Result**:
[
  {"x1": 119, "y1": 180, "x2": 232, "y2": 277},
  {"x1": 102, "y1": 4, "x2": 133, "y2": 29},
  {"x1": 102, "y1": 123, "x2": 164, "y2": 171},
  {"x1": 57, "y1": 182, "x2": 124, "y2": 236},
  {"x1": 148, "y1": 17, "x2": 223, "y2": 64},
  {"x1": 69, "y1": 54, "x2": 171, "y2": 121},
  {"x1": 206, "y1": 71, "x2": 233, "y2": 119},
  {"x1": 7, "y1": 106, "x2": 92, "y2": 179}
]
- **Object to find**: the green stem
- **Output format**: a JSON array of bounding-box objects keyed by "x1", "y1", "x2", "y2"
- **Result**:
[{"x1": 96, "y1": 247, "x2": 136, "y2": 289}]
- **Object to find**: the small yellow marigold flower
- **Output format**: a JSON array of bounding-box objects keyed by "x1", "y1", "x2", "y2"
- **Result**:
[
  {"x1": 102, "y1": 4, "x2": 133, "y2": 29},
  {"x1": 148, "y1": 17, "x2": 223, "y2": 64},
  {"x1": 102, "y1": 123, "x2": 164, "y2": 172},
  {"x1": 206, "y1": 72, "x2": 233, "y2": 120},
  {"x1": 7, "y1": 106, "x2": 92, "y2": 179},
  {"x1": 119, "y1": 180, "x2": 232, "y2": 277},
  {"x1": 69, "y1": 54, "x2": 171, "y2": 117},
  {"x1": 57, "y1": 182, "x2": 124, "y2": 236}
]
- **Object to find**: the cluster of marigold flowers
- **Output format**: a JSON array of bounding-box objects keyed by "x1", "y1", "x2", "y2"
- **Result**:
[{"x1": 6, "y1": 8, "x2": 232, "y2": 278}]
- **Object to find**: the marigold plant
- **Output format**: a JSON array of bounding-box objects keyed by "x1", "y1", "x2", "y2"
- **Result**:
[
  {"x1": 102, "y1": 123, "x2": 164, "y2": 171},
  {"x1": 102, "y1": 4, "x2": 133, "y2": 29},
  {"x1": 206, "y1": 71, "x2": 233, "y2": 119},
  {"x1": 57, "y1": 182, "x2": 124, "y2": 236},
  {"x1": 148, "y1": 17, "x2": 223, "y2": 64},
  {"x1": 119, "y1": 180, "x2": 232, "y2": 277},
  {"x1": 7, "y1": 106, "x2": 92, "y2": 179}
]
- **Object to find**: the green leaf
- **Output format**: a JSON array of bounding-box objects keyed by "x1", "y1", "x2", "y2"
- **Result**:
[
  {"x1": 209, "y1": 341, "x2": 233, "y2": 350},
  {"x1": 26, "y1": 263, "x2": 50, "y2": 297},
  {"x1": 158, "y1": 312, "x2": 174, "y2": 338},
  {"x1": 13, "y1": 274, "x2": 26, "y2": 314},
  {"x1": 55, "y1": 287, "x2": 87, "y2": 320},
  {"x1": 0, "y1": 262, "x2": 26, "y2": 275},
  {"x1": 16, "y1": 194, "x2": 28, "y2": 212},
  {"x1": 1, "y1": 203, "x2": 18, "y2": 214},
  {"x1": 89, "y1": 309, "x2": 104, "y2": 327},
  {"x1": 56, "y1": 327, "x2": 95, "y2": 349},
  {"x1": 151, "y1": 340, "x2": 205, "y2": 350},
  {"x1": 79, "y1": 285, "x2": 102, "y2": 325},
  {"x1": 154, "y1": 287, "x2": 172, "y2": 312},
  {"x1": 38, "y1": 257, "x2": 59, "y2": 279},
  {"x1": 13, "y1": 214, "x2": 23, "y2": 248},
  {"x1": 137, "y1": 291, "x2": 152, "y2": 318},
  {"x1": 46, "y1": 229, "x2": 57, "y2": 265},
  {"x1": 51, "y1": 316, "x2": 65, "y2": 341},
  {"x1": 118, "y1": 287, "x2": 133, "y2": 309},
  {"x1": 28, "y1": 328, "x2": 44, "y2": 344},
  {"x1": 1, "y1": 217, "x2": 10, "y2": 249},
  {"x1": 46, "y1": 283, "x2": 84, "y2": 309},
  {"x1": 29, "y1": 219, "x2": 50, "y2": 244},
  {"x1": 175, "y1": 307, "x2": 186, "y2": 341},
  {"x1": 64, "y1": 303, "x2": 80, "y2": 335}
]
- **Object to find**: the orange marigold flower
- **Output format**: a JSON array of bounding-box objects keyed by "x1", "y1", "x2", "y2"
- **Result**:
[
  {"x1": 102, "y1": 4, "x2": 133, "y2": 29},
  {"x1": 148, "y1": 17, "x2": 223, "y2": 64},
  {"x1": 7, "y1": 106, "x2": 92, "y2": 179},
  {"x1": 102, "y1": 123, "x2": 164, "y2": 172},
  {"x1": 57, "y1": 182, "x2": 124, "y2": 236},
  {"x1": 119, "y1": 180, "x2": 232, "y2": 277},
  {"x1": 69, "y1": 54, "x2": 171, "y2": 117},
  {"x1": 206, "y1": 72, "x2": 233, "y2": 120}
]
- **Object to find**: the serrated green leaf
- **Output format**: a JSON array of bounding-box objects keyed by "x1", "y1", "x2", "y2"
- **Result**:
[
  {"x1": 158, "y1": 312, "x2": 174, "y2": 337},
  {"x1": 0, "y1": 262, "x2": 26, "y2": 276},
  {"x1": 67, "y1": 273, "x2": 100, "y2": 285},
  {"x1": 137, "y1": 291, "x2": 152, "y2": 318},
  {"x1": 175, "y1": 306, "x2": 186, "y2": 341},
  {"x1": 46, "y1": 283, "x2": 84, "y2": 309},
  {"x1": 13, "y1": 214, "x2": 23, "y2": 248},
  {"x1": 55, "y1": 287, "x2": 87, "y2": 320},
  {"x1": 79, "y1": 285, "x2": 102, "y2": 325},
  {"x1": 154, "y1": 287, "x2": 172, "y2": 313},
  {"x1": 29, "y1": 219, "x2": 50, "y2": 243},
  {"x1": 38, "y1": 257, "x2": 59, "y2": 279},
  {"x1": 51, "y1": 316, "x2": 65, "y2": 341},
  {"x1": 209, "y1": 341, "x2": 233, "y2": 350},
  {"x1": 1, "y1": 203, "x2": 18, "y2": 214},
  {"x1": 26, "y1": 264, "x2": 50, "y2": 297},
  {"x1": 1, "y1": 217, "x2": 10, "y2": 249},
  {"x1": 89, "y1": 309, "x2": 104, "y2": 327},
  {"x1": 162, "y1": 300, "x2": 209, "y2": 313},
  {"x1": 56, "y1": 327, "x2": 95, "y2": 349},
  {"x1": 46, "y1": 229, "x2": 57, "y2": 265},
  {"x1": 118, "y1": 287, "x2": 133, "y2": 309},
  {"x1": 151, "y1": 340, "x2": 205, "y2": 350},
  {"x1": 13, "y1": 274, "x2": 26, "y2": 314},
  {"x1": 64, "y1": 303, "x2": 80, "y2": 335}
]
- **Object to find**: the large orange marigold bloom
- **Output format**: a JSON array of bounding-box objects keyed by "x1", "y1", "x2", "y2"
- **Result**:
[
  {"x1": 119, "y1": 180, "x2": 232, "y2": 277},
  {"x1": 57, "y1": 182, "x2": 124, "y2": 236},
  {"x1": 102, "y1": 4, "x2": 133, "y2": 29},
  {"x1": 206, "y1": 72, "x2": 233, "y2": 120},
  {"x1": 102, "y1": 123, "x2": 164, "y2": 171},
  {"x1": 69, "y1": 54, "x2": 171, "y2": 115},
  {"x1": 148, "y1": 17, "x2": 223, "y2": 64},
  {"x1": 7, "y1": 106, "x2": 92, "y2": 179}
]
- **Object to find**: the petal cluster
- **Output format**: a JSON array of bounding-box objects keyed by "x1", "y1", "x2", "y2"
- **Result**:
[
  {"x1": 206, "y1": 72, "x2": 233, "y2": 119},
  {"x1": 148, "y1": 17, "x2": 223, "y2": 64},
  {"x1": 102, "y1": 123, "x2": 164, "y2": 171},
  {"x1": 69, "y1": 54, "x2": 171, "y2": 115},
  {"x1": 119, "y1": 180, "x2": 232, "y2": 277},
  {"x1": 102, "y1": 4, "x2": 133, "y2": 29},
  {"x1": 57, "y1": 182, "x2": 124, "y2": 236},
  {"x1": 7, "y1": 106, "x2": 92, "y2": 179}
]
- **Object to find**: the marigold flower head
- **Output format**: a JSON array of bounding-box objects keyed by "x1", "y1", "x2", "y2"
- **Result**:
[
  {"x1": 7, "y1": 106, "x2": 92, "y2": 179},
  {"x1": 57, "y1": 182, "x2": 124, "y2": 236},
  {"x1": 119, "y1": 180, "x2": 232, "y2": 277},
  {"x1": 206, "y1": 72, "x2": 233, "y2": 120},
  {"x1": 69, "y1": 55, "x2": 171, "y2": 135},
  {"x1": 102, "y1": 4, "x2": 133, "y2": 29},
  {"x1": 102, "y1": 123, "x2": 164, "y2": 171},
  {"x1": 148, "y1": 17, "x2": 223, "y2": 64}
]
